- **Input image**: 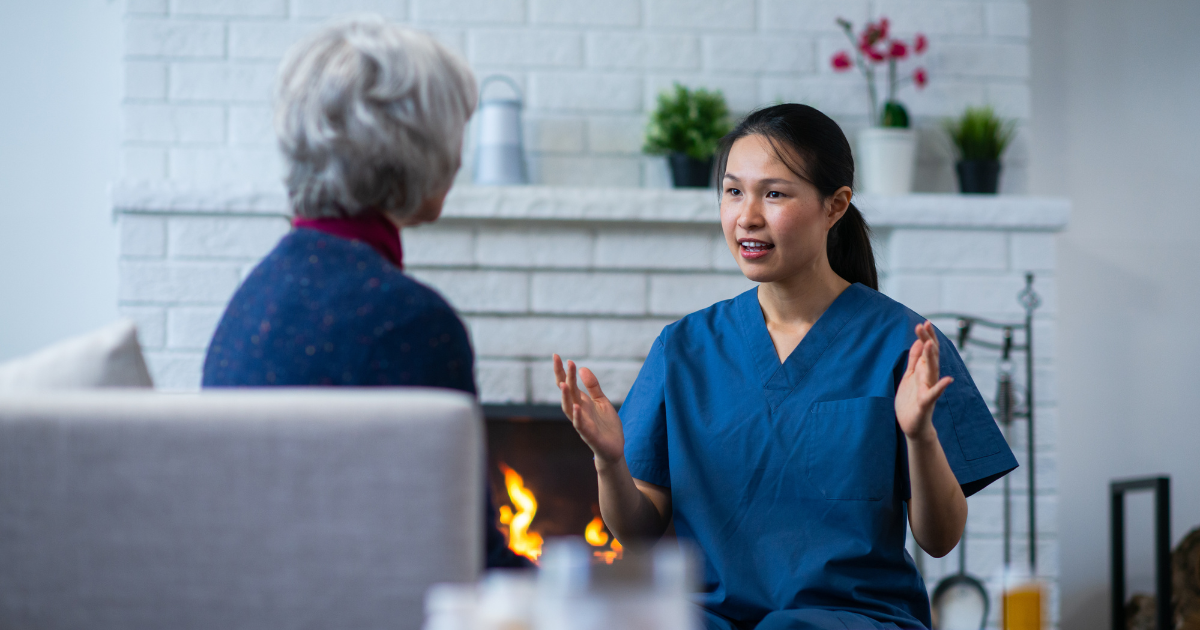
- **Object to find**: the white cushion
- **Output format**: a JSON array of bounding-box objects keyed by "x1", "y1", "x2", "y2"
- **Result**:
[{"x1": 0, "y1": 319, "x2": 153, "y2": 391}]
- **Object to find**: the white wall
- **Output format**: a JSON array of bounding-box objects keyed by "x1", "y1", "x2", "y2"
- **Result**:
[
  {"x1": 0, "y1": 1, "x2": 122, "y2": 361},
  {"x1": 115, "y1": 0, "x2": 1032, "y2": 192},
  {"x1": 1029, "y1": 1, "x2": 1200, "y2": 629}
]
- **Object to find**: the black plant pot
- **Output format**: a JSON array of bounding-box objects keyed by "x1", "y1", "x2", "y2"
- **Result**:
[
  {"x1": 956, "y1": 159, "x2": 1002, "y2": 194},
  {"x1": 668, "y1": 153, "x2": 714, "y2": 188}
]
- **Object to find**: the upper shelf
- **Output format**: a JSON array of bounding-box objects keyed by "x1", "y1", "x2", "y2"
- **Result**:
[{"x1": 112, "y1": 181, "x2": 1070, "y2": 231}]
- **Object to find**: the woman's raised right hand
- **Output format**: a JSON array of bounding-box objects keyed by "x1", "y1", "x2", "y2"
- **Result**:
[{"x1": 553, "y1": 354, "x2": 625, "y2": 466}]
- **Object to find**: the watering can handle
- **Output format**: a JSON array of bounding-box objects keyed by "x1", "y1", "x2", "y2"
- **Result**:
[{"x1": 479, "y1": 75, "x2": 523, "y2": 104}]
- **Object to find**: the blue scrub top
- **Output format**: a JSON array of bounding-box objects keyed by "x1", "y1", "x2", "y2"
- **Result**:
[{"x1": 620, "y1": 283, "x2": 1017, "y2": 630}]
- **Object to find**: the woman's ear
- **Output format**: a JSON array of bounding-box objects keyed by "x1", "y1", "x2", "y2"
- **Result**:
[
  {"x1": 402, "y1": 180, "x2": 454, "y2": 227},
  {"x1": 825, "y1": 185, "x2": 853, "y2": 228}
]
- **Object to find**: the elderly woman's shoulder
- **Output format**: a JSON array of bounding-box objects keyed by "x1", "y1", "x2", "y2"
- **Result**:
[{"x1": 246, "y1": 228, "x2": 458, "y2": 320}]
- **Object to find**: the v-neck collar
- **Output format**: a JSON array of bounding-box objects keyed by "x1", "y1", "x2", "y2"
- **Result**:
[{"x1": 735, "y1": 283, "x2": 869, "y2": 411}]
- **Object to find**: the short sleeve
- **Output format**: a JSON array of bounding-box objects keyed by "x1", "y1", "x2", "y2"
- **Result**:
[
  {"x1": 897, "y1": 328, "x2": 1018, "y2": 498},
  {"x1": 619, "y1": 336, "x2": 671, "y2": 488}
]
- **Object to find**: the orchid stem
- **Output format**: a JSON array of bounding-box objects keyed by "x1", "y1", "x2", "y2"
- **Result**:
[
  {"x1": 888, "y1": 57, "x2": 898, "y2": 105},
  {"x1": 840, "y1": 20, "x2": 879, "y2": 126}
]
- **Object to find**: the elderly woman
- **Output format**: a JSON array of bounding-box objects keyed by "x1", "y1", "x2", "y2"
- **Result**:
[{"x1": 202, "y1": 17, "x2": 528, "y2": 569}]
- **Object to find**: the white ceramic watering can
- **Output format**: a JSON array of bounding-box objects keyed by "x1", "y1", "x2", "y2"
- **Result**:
[{"x1": 473, "y1": 75, "x2": 528, "y2": 185}]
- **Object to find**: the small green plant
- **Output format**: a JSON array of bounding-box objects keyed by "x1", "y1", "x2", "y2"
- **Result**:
[
  {"x1": 643, "y1": 83, "x2": 732, "y2": 160},
  {"x1": 944, "y1": 106, "x2": 1016, "y2": 161}
]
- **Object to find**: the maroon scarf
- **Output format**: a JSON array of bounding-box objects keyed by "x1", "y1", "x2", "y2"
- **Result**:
[{"x1": 293, "y1": 213, "x2": 404, "y2": 269}]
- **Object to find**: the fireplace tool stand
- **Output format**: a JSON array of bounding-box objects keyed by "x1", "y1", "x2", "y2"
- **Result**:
[
  {"x1": 930, "y1": 525, "x2": 991, "y2": 630},
  {"x1": 927, "y1": 272, "x2": 1042, "y2": 574},
  {"x1": 1110, "y1": 476, "x2": 1172, "y2": 630}
]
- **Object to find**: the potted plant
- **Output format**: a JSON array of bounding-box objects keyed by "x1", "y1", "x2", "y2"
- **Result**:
[
  {"x1": 944, "y1": 106, "x2": 1016, "y2": 194},
  {"x1": 831, "y1": 17, "x2": 929, "y2": 194},
  {"x1": 644, "y1": 83, "x2": 732, "y2": 188}
]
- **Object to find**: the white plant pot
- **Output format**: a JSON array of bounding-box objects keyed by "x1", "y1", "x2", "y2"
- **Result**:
[{"x1": 856, "y1": 127, "x2": 917, "y2": 195}]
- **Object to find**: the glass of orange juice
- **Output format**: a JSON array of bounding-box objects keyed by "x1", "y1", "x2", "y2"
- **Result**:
[{"x1": 1001, "y1": 565, "x2": 1044, "y2": 630}]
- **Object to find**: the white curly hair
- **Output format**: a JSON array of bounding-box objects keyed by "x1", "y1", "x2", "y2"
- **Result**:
[{"x1": 275, "y1": 16, "x2": 477, "y2": 220}]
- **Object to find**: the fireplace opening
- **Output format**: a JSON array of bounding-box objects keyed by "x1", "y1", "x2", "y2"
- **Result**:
[{"x1": 484, "y1": 404, "x2": 623, "y2": 564}]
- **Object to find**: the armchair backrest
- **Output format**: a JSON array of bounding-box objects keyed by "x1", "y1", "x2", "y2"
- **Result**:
[{"x1": 0, "y1": 388, "x2": 483, "y2": 630}]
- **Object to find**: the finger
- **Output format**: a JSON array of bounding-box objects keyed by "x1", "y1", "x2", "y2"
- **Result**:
[
  {"x1": 579, "y1": 367, "x2": 608, "y2": 402},
  {"x1": 559, "y1": 381, "x2": 573, "y2": 418},
  {"x1": 925, "y1": 322, "x2": 941, "y2": 352},
  {"x1": 569, "y1": 401, "x2": 586, "y2": 433},
  {"x1": 905, "y1": 338, "x2": 923, "y2": 375},
  {"x1": 571, "y1": 402, "x2": 598, "y2": 443},
  {"x1": 553, "y1": 354, "x2": 566, "y2": 385},
  {"x1": 920, "y1": 335, "x2": 941, "y2": 384},
  {"x1": 922, "y1": 376, "x2": 954, "y2": 405},
  {"x1": 567, "y1": 360, "x2": 581, "y2": 405},
  {"x1": 923, "y1": 326, "x2": 941, "y2": 373}
]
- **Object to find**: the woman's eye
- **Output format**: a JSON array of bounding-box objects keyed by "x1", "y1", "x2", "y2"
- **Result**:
[{"x1": 726, "y1": 188, "x2": 741, "y2": 196}]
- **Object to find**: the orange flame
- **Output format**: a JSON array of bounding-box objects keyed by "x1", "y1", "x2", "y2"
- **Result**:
[
  {"x1": 584, "y1": 516, "x2": 610, "y2": 547},
  {"x1": 497, "y1": 462, "x2": 543, "y2": 562},
  {"x1": 585, "y1": 515, "x2": 624, "y2": 564}
]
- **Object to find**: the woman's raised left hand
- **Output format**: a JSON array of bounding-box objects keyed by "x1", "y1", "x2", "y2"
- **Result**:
[{"x1": 895, "y1": 321, "x2": 955, "y2": 441}]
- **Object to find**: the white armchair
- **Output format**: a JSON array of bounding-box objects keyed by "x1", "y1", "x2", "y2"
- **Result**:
[{"x1": 0, "y1": 388, "x2": 483, "y2": 630}]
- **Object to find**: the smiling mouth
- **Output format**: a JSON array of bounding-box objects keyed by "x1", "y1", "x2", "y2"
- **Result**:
[{"x1": 738, "y1": 239, "x2": 775, "y2": 254}]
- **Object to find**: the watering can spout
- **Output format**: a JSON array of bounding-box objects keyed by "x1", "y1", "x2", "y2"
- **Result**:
[{"x1": 473, "y1": 75, "x2": 528, "y2": 186}]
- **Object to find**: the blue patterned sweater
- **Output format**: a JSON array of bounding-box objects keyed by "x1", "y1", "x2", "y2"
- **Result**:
[{"x1": 203, "y1": 227, "x2": 530, "y2": 569}]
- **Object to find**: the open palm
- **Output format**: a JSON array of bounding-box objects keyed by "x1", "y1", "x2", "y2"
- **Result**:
[
  {"x1": 895, "y1": 321, "x2": 955, "y2": 439},
  {"x1": 553, "y1": 354, "x2": 625, "y2": 465}
]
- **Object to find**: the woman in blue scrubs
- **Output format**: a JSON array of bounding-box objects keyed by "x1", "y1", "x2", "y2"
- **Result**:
[{"x1": 552, "y1": 104, "x2": 1016, "y2": 630}]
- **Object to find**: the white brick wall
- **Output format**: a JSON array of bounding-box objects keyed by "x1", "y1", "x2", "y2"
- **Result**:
[
  {"x1": 530, "y1": 0, "x2": 640, "y2": 27},
  {"x1": 167, "y1": 306, "x2": 226, "y2": 349},
  {"x1": 118, "y1": 260, "x2": 243, "y2": 303},
  {"x1": 476, "y1": 227, "x2": 591, "y2": 268},
  {"x1": 172, "y1": 0, "x2": 288, "y2": 18},
  {"x1": 168, "y1": 215, "x2": 290, "y2": 258},
  {"x1": 114, "y1": 185, "x2": 1067, "y2": 401},
  {"x1": 294, "y1": 0, "x2": 407, "y2": 19},
  {"x1": 126, "y1": 19, "x2": 225, "y2": 58},
  {"x1": 529, "y1": 271, "x2": 648, "y2": 315},
  {"x1": 120, "y1": 0, "x2": 1032, "y2": 191}
]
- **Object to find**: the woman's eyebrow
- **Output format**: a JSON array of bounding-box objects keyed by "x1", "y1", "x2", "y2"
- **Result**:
[{"x1": 723, "y1": 174, "x2": 797, "y2": 186}]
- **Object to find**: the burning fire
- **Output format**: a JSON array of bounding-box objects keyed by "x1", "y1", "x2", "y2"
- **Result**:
[
  {"x1": 495, "y1": 462, "x2": 625, "y2": 565},
  {"x1": 586, "y1": 515, "x2": 624, "y2": 564},
  {"x1": 497, "y1": 462, "x2": 543, "y2": 562},
  {"x1": 584, "y1": 516, "x2": 609, "y2": 546}
]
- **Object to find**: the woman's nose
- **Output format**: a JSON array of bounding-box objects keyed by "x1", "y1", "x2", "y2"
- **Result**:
[{"x1": 736, "y1": 198, "x2": 765, "y2": 230}]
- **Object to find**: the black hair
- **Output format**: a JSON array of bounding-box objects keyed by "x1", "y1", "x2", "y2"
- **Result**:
[{"x1": 714, "y1": 103, "x2": 878, "y2": 291}]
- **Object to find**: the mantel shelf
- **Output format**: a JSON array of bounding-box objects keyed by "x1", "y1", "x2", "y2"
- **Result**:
[{"x1": 112, "y1": 181, "x2": 1070, "y2": 232}]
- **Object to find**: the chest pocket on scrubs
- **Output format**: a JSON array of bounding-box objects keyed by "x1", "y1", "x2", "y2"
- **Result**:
[{"x1": 805, "y1": 397, "x2": 897, "y2": 501}]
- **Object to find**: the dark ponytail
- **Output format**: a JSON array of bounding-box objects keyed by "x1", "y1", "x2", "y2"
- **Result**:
[
  {"x1": 826, "y1": 202, "x2": 877, "y2": 291},
  {"x1": 714, "y1": 103, "x2": 878, "y2": 290}
]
